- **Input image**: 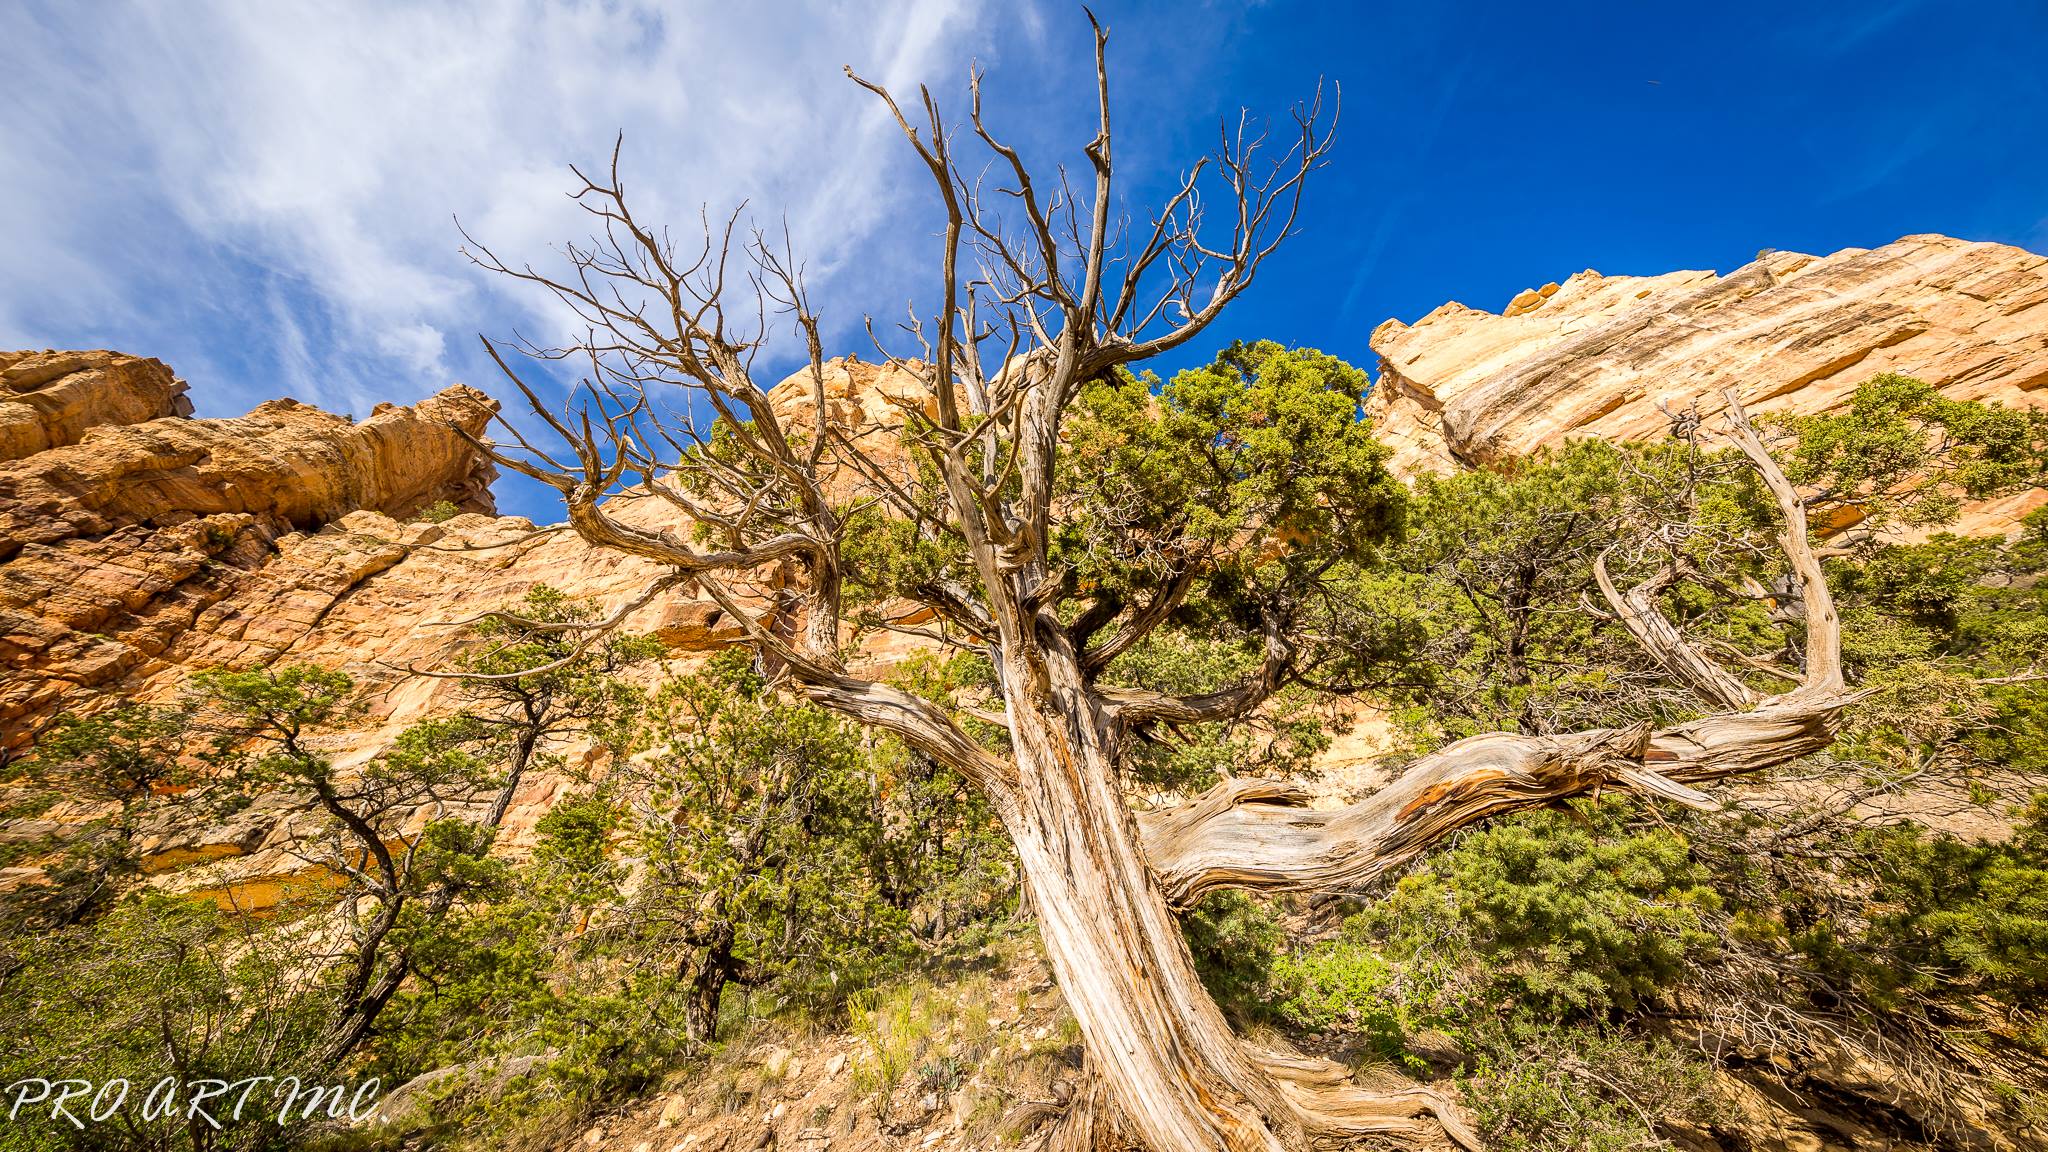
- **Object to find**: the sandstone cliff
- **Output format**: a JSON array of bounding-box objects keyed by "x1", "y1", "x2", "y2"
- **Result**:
[
  {"x1": 1368, "y1": 233, "x2": 2048, "y2": 534},
  {"x1": 0, "y1": 352, "x2": 932, "y2": 904},
  {"x1": 0, "y1": 369, "x2": 500, "y2": 749},
  {"x1": 0, "y1": 349, "x2": 192, "y2": 462}
]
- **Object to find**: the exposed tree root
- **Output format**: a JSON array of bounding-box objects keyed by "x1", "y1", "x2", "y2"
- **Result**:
[
  {"x1": 1026, "y1": 1049, "x2": 1479, "y2": 1152},
  {"x1": 1249, "y1": 1046, "x2": 1481, "y2": 1150}
]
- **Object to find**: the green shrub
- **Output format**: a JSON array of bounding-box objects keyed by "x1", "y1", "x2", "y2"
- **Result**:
[
  {"x1": 1269, "y1": 937, "x2": 1412, "y2": 1060},
  {"x1": 0, "y1": 896, "x2": 338, "y2": 1152},
  {"x1": 1179, "y1": 890, "x2": 1285, "y2": 1018},
  {"x1": 1803, "y1": 797, "x2": 2048, "y2": 1015},
  {"x1": 1361, "y1": 809, "x2": 1721, "y2": 1017},
  {"x1": 1459, "y1": 1022, "x2": 1715, "y2": 1152},
  {"x1": 416, "y1": 499, "x2": 461, "y2": 523}
]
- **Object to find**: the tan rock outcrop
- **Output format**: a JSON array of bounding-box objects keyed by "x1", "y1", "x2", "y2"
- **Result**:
[
  {"x1": 0, "y1": 352, "x2": 927, "y2": 900},
  {"x1": 1369, "y1": 234, "x2": 2048, "y2": 532},
  {"x1": 0, "y1": 383, "x2": 498, "y2": 560},
  {"x1": 0, "y1": 371, "x2": 501, "y2": 746},
  {"x1": 0, "y1": 349, "x2": 192, "y2": 462}
]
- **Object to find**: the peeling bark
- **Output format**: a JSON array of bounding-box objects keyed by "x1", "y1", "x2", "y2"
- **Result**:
[
  {"x1": 1594, "y1": 552, "x2": 1758, "y2": 711},
  {"x1": 1141, "y1": 695, "x2": 1846, "y2": 907},
  {"x1": 682, "y1": 931, "x2": 736, "y2": 1045},
  {"x1": 999, "y1": 642, "x2": 1471, "y2": 1152}
]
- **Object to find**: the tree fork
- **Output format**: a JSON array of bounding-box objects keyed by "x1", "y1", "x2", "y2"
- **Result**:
[
  {"x1": 1140, "y1": 393, "x2": 1854, "y2": 911},
  {"x1": 995, "y1": 645, "x2": 1473, "y2": 1152}
]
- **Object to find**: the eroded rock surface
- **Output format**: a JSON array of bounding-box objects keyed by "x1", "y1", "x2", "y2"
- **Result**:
[
  {"x1": 1369, "y1": 234, "x2": 2048, "y2": 533},
  {"x1": 0, "y1": 349, "x2": 192, "y2": 463},
  {"x1": 0, "y1": 352, "x2": 917, "y2": 902},
  {"x1": 0, "y1": 373, "x2": 499, "y2": 745}
]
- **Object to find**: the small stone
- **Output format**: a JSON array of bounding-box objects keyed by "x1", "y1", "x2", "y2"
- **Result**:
[
  {"x1": 824, "y1": 1053, "x2": 847, "y2": 1077},
  {"x1": 584, "y1": 1127, "x2": 605, "y2": 1146}
]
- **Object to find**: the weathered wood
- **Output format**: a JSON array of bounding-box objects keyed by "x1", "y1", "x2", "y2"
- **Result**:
[
  {"x1": 998, "y1": 639, "x2": 1470, "y2": 1152},
  {"x1": 1594, "y1": 552, "x2": 1758, "y2": 711},
  {"x1": 1140, "y1": 696, "x2": 1844, "y2": 907}
]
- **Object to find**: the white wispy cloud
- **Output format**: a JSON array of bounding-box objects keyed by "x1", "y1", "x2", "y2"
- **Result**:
[{"x1": 0, "y1": 0, "x2": 1018, "y2": 420}]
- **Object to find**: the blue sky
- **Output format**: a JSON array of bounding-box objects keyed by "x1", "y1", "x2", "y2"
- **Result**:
[{"x1": 5, "y1": 1, "x2": 2044, "y2": 521}]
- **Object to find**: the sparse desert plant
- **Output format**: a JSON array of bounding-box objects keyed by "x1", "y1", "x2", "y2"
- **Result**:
[
  {"x1": 416, "y1": 499, "x2": 461, "y2": 523},
  {"x1": 1457, "y1": 1023, "x2": 1715, "y2": 1152}
]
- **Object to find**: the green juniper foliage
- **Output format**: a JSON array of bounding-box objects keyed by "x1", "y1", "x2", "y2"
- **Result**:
[
  {"x1": 0, "y1": 704, "x2": 194, "y2": 930},
  {"x1": 1359, "y1": 809, "x2": 1723, "y2": 1018},
  {"x1": 618, "y1": 651, "x2": 920, "y2": 1042},
  {"x1": 1158, "y1": 371, "x2": 2048, "y2": 1150}
]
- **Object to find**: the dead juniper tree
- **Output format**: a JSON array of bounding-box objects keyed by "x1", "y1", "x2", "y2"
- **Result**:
[{"x1": 455, "y1": 18, "x2": 1859, "y2": 1151}]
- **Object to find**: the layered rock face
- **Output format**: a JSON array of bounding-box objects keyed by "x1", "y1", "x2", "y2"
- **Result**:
[
  {"x1": 0, "y1": 350, "x2": 193, "y2": 462},
  {"x1": 1368, "y1": 233, "x2": 2048, "y2": 533},
  {"x1": 0, "y1": 369, "x2": 501, "y2": 746},
  {"x1": 0, "y1": 351, "x2": 921, "y2": 903}
]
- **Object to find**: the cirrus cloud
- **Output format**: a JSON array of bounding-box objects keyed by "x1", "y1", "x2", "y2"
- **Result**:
[{"x1": 0, "y1": 0, "x2": 1021, "y2": 426}]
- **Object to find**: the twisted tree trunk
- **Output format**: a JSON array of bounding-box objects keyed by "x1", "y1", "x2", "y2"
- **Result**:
[
  {"x1": 991, "y1": 640, "x2": 1474, "y2": 1152},
  {"x1": 1011, "y1": 682, "x2": 1850, "y2": 1149},
  {"x1": 465, "y1": 30, "x2": 1858, "y2": 1135},
  {"x1": 1014, "y1": 394, "x2": 1852, "y2": 1149}
]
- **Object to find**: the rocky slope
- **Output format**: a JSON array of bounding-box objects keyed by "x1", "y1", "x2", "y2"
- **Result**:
[{"x1": 1368, "y1": 233, "x2": 2048, "y2": 534}]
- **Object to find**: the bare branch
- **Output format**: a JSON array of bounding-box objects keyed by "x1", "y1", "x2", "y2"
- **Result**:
[
  {"x1": 1140, "y1": 395, "x2": 1860, "y2": 907},
  {"x1": 1593, "y1": 548, "x2": 1758, "y2": 711},
  {"x1": 1721, "y1": 389, "x2": 1844, "y2": 696}
]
